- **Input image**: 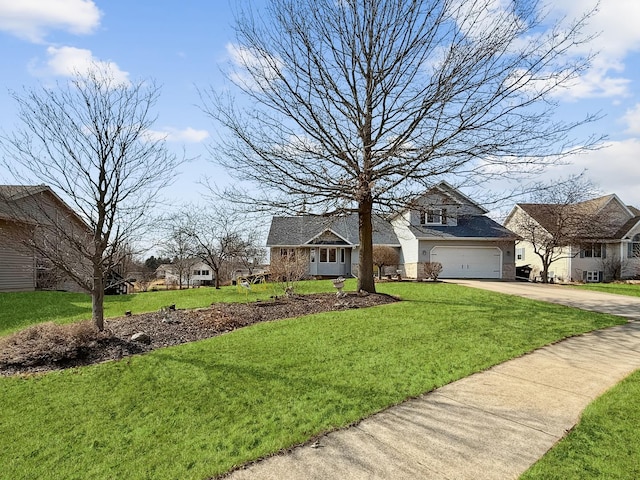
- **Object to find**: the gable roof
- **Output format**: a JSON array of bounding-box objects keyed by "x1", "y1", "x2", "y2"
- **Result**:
[
  {"x1": 0, "y1": 185, "x2": 49, "y2": 201},
  {"x1": 512, "y1": 194, "x2": 637, "y2": 240},
  {"x1": 628, "y1": 205, "x2": 640, "y2": 216},
  {"x1": 431, "y1": 181, "x2": 489, "y2": 214},
  {"x1": 0, "y1": 185, "x2": 89, "y2": 230},
  {"x1": 398, "y1": 181, "x2": 488, "y2": 217},
  {"x1": 267, "y1": 213, "x2": 400, "y2": 247}
]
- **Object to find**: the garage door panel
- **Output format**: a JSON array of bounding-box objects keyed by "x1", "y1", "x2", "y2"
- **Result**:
[{"x1": 430, "y1": 247, "x2": 501, "y2": 279}]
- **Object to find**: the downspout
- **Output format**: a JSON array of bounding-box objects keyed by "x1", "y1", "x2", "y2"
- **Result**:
[{"x1": 568, "y1": 245, "x2": 572, "y2": 282}]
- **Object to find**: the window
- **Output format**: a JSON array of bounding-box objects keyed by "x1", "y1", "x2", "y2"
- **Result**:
[
  {"x1": 280, "y1": 248, "x2": 296, "y2": 258},
  {"x1": 420, "y1": 208, "x2": 446, "y2": 225},
  {"x1": 516, "y1": 248, "x2": 525, "y2": 261},
  {"x1": 629, "y1": 234, "x2": 640, "y2": 258},
  {"x1": 202, "y1": 270, "x2": 209, "y2": 276},
  {"x1": 581, "y1": 244, "x2": 603, "y2": 258},
  {"x1": 310, "y1": 248, "x2": 316, "y2": 263},
  {"x1": 340, "y1": 248, "x2": 345, "y2": 263},
  {"x1": 585, "y1": 271, "x2": 601, "y2": 283},
  {"x1": 319, "y1": 247, "x2": 337, "y2": 263}
]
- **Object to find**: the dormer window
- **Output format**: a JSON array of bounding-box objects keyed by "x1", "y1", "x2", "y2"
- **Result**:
[{"x1": 420, "y1": 208, "x2": 446, "y2": 225}]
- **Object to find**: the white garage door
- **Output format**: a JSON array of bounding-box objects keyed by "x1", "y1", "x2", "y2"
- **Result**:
[{"x1": 430, "y1": 246, "x2": 502, "y2": 279}]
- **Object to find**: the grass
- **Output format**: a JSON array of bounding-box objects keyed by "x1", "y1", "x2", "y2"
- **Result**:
[
  {"x1": 572, "y1": 282, "x2": 640, "y2": 298},
  {"x1": 0, "y1": 280, "x2": 335, "y2": 336},
  {"x1": 521, "y1": 369, "x2": 640, "y2": 480},
  {"x1": 0, "y1": 282, "x2": 624, "y2": 480}
]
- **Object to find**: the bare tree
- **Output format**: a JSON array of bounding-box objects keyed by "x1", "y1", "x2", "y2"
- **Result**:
[
  {"x1": 372, "y1": 246, "x2": 399, "y2": 279},
  {"x1": 506, "y1": 175, "x2": 601, "y2": 283},
  {"x1": 200, "y1": 0, "x2": 601, "y2": 293},
  {"x1": 0, "y1": 66, "x2": 182, "y2": 330},
  {"x1": 177, "y1": 206, "x2": 263, "y2": 289},
  {"x1": 161, "y1": 221, "x2": 198, "y2": 289},
  {"x1": 133, "y1": 267, "x2": 157, "y2": 293}
]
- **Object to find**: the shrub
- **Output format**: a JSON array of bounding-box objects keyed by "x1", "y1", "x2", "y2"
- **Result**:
[
  {"x1": 269, "y1": 249, "x2": 309, "y2": 294},
  {"x1": 424, "y1": 262, "x2": 443, "y2": 281},
  {"x1": 372, "y1": 246, "x2": 400, "y2": 279},
  {"x1": 0, "y1": 321, "x2": 108, "y2": 368}
]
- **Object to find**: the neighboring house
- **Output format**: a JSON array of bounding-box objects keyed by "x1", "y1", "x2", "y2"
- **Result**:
[
  {"x1": 155, "y1": 260, "x2": 214, "y2": 287},
  {"x1": 505, "y1": 194, "x2": 640, "y2": 283},
  {"x1": 267, "y1": 182, "x2": 518, "y2": 280},
  {"x1": 267, "y1": 214, "x2": 400, "y2": 278},
  {"x1": 0, "y1": 185, "x2": 91, "y2": 293}
]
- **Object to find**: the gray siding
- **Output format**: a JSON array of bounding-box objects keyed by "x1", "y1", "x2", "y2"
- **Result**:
[{"x1": 0, "y1": 225, "x2": 35, "y2": 291}]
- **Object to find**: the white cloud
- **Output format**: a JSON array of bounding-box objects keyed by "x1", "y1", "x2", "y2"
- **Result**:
[
  {"x1": 0, "y1": 0, "x2": 101, "y2": 43},
  {"x1": 225, "y1": 42, "x2": 283, "y2": 91},
  {"x1": 538, "y1": 139, "x2": 640, "y2": 208},
  {"x1": 146, "y1": 127, "x2": 210, "y2": 143},
  {"x1": 549, "y1": 0, "x2": 640, "y2": 100},
  {"x1": 552, "y1": 0, "x2": 640, "y2": 59},
  {"x1": 622, "y1": 104, "x2": 640, "y2": 135},
  {"x1": 31, "y1": 46, "x2": 130, "y2": 84},
  {"x1": 559, "y1": 66, "x2": 632, "y2": 101}
]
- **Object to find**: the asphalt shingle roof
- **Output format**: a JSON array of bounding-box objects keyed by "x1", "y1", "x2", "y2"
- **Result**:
[
  {"x1": 517, "y1": 195, "x2": 639, "y2": 240},
  {"x1": 267, "y1": 214, "x2": 399, "y2": 246},
  {"x1": 409, "y1": 215, "x2": 518, "y2": 239}
]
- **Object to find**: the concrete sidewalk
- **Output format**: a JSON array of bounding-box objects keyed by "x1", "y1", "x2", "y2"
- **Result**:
[{"x1": 225, "y1": 285, "x2": 640, "y2": 479}]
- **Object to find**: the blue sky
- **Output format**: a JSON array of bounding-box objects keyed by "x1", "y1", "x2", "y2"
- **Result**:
[{"x1": 0, "y1": 0, "x2": 639, "y2": 210}]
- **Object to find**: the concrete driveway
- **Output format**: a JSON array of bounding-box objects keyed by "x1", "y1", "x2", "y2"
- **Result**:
[{"x1": 445, "y1": 279, "x2": 640, "y2": 321}]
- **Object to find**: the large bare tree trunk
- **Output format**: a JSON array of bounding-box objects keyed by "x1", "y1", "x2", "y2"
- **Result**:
[
  {"x1": 358, "y1": 196, "x2": 376, "y2": 293},
  {"x1": 92, "y1": 266, "x2": 105, "y2": 331}
]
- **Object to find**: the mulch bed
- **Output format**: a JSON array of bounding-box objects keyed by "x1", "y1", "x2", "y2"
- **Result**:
[{"x1": 0, "y1": 292, "x2": 397, "y2": 376}]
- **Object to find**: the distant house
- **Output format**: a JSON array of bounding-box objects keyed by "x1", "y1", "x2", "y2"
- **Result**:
[
  {"x1": 155, "y1": 260, "x2": 214, "y2": 287},
  {"x1": 505, "y1": 194, "x2": 640, "y2": 282},
  {"x1": 0, "y1": 185, "x2": 91, "y2": 293},
  {"x1": 267, "y1": 182, "x2": 518, "y2": 280}
]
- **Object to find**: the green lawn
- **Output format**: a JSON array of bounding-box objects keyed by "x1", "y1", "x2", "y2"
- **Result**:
[
  {"x1": 521, "y1": 369, "x2": 640, "y2": 480},
  {"x1": 572, "y1": 282, "x2": 640, "y2": 298},
  {"x1": 0, "y1": 282, "x2": 625, "y2": 480},
  {"x1": 0, "y1": 281, "x2": 334, "y2": 336}
]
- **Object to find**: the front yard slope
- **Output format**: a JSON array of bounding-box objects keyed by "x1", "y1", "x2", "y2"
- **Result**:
[{"x1": 0, "y1": 282, "x2": 623, "y2": 480}]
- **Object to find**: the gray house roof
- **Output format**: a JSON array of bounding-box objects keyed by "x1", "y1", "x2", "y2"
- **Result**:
[
  {"x1": 0, "y1": 185, "x2": 88, "y2": 229},
  {"x1": 409, "y1": 215, "x2": 518, "y2": 240},
  {"x1": 267, "y1": 213, "x2": 400, "y2": 247}
]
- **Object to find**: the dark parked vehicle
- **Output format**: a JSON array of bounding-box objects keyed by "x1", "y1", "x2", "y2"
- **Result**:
[{"x1": 515, "y1": 264, "x2": 533, "y2": 282}]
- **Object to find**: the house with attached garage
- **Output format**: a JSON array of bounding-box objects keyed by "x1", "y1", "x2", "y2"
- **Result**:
[
  {"x1": 266, "y1": 182, "x2": 518, "y2": 280},
  {"x1": 505, "y1": 194, "x2": 640, "y2": 283}
]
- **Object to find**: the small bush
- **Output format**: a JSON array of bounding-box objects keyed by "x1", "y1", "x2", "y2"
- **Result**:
[
  {"x1": 0, "y1": 321, "x2": 108, "y2": 367},
  {"x1": 424, "y1": 262, "x2": 443, "y2": 281}
]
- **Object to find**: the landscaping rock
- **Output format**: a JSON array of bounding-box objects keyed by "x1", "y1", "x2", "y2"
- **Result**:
[{"x1": 131, "y1": 332, "x2": 151, "y2": 344}]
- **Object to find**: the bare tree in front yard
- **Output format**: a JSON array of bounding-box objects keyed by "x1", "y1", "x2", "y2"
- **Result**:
[
  {"x1": 372, "y1": 246, "x2": 399, "y2": 279},
  {"x1": 201, "y1": 0, "x2": 601, "y2": 294},
  {"x1": 506, "y1": 175, "x2": 602, "y2": 283},
  {"x1": 0, "y1": 66, "x2": 182, "y2": 330}
]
